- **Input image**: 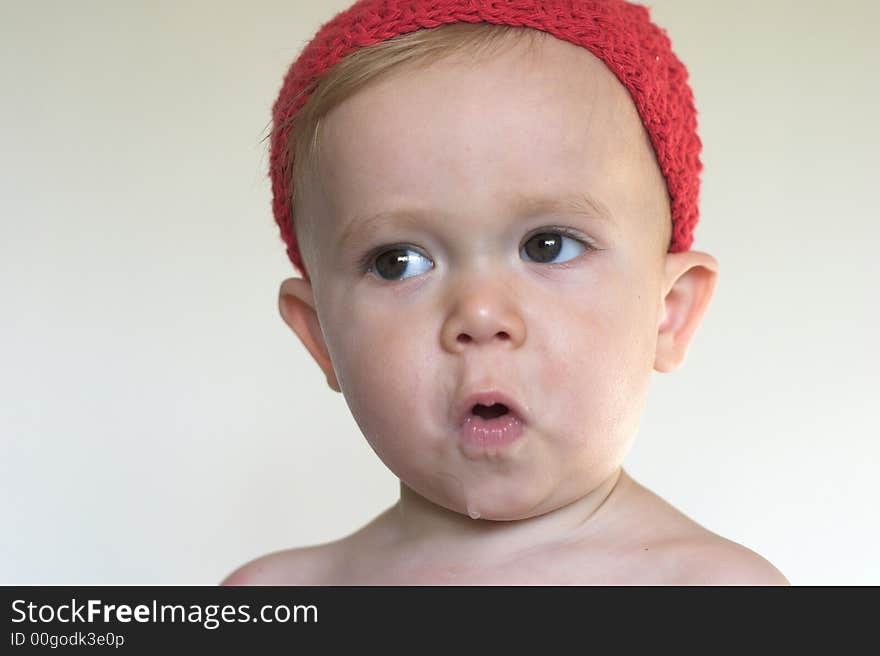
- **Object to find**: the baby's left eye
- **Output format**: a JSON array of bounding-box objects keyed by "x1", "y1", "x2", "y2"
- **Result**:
[{"x1": 520, "y1": 231, "x2": 588, "y2": 265}]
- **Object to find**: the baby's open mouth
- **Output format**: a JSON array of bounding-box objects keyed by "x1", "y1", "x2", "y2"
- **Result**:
[
  {"x1": 455, "y1": 390, "x2": 527, "y2": 428},
  {"x1": 471, "y1": 403, "x2": 509, "y2": 420}
]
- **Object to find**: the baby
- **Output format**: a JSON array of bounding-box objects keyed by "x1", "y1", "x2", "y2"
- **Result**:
[{"x1": 223, "y1": 0, "x2": 788, "y2": 585}]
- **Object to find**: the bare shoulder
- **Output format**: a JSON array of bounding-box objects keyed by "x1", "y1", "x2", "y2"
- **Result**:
[
  {"x1": 666, "y1": 537, "x2": 790, "y2": 586},
  {"x1": 607, "y1": 470, "x2": 790, "y2": 585},
  {"x1": 220, "y1": 507, "x2": 401, "y2": 586},
  {"x1": 220, "y1": 541, "x2": 342, "y2": 586}
]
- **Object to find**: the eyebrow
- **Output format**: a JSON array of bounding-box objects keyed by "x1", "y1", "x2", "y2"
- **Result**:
[{"x1": 337, "y1": 191, "x2": 613, "y2": 250}]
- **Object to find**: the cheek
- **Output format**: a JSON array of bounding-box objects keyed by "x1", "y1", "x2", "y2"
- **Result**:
[
  {"x1": 530, "y1": 277, "x2": 655, "y2": 451},
  {"x1": 323, "y1": 297, "x2": 438, "y2": 463}
]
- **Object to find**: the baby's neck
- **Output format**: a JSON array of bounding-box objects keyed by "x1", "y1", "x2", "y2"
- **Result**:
[{"x1": 389, "y1": 467, "x2": 626, "y2": 562}]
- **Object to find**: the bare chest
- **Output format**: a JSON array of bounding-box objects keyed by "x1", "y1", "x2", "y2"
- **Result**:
[{"x1": 330, "y1": 544, "x2": 680, "y2": 585}]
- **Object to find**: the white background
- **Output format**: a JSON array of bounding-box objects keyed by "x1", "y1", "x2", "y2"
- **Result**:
[{"x1": 2, "y1": 0, "x2": 877, "y2": 584}]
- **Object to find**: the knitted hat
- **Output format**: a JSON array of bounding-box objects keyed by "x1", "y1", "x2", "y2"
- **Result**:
[{"x1": 270, "y1": 0, "x2": 702, "y2": 279}]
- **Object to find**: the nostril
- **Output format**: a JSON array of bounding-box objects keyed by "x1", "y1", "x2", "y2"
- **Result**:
[{"x1": 472, "y1": 403, "x2": 509, "y2": 419}]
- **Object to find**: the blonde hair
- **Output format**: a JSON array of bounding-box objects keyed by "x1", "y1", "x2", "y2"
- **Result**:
[{"x1": 280, "y1": 22, "x2": 547, "y2": 255}]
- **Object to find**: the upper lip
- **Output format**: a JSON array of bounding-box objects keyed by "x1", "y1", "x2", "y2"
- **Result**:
[{"x1": 455, "y1": 389, "x2": 529, "y2": 427}]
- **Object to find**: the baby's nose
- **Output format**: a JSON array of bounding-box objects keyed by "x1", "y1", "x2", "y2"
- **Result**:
[{"x1": 439, "y1": 281, "x2": 526, "y2": 353}]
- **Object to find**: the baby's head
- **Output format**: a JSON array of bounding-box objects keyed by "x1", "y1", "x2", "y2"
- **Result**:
[{"x1": 271, "y1": 0, "x2": 718, "y2": 521}]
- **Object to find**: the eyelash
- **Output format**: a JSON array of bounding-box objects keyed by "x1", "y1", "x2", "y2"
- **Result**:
[{"x1": 356, "y1": 226, "x2": 596, "y2": 275}]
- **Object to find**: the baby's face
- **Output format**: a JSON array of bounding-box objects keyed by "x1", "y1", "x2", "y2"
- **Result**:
[{"x1": 295, "y1": 33, "x2": 675, "y2": 520}]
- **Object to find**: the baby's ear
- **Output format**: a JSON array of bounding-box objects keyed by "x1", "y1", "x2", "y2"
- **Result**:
[
  {"x1": 278, "y1": 277, "x2": 341, "y2": 392},
  {"x1": 654, "y1": 251, "x2": 719, "y2": 373}
]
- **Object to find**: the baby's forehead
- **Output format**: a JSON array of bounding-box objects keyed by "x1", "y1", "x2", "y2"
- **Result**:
[{"x1": 314, "y1": 47, "x2": 656, "y2": 225}]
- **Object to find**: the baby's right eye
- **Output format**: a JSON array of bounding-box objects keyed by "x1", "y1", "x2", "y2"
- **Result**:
[{"x1": 368, "y1": 246, "x2": 434, "y2": 281}]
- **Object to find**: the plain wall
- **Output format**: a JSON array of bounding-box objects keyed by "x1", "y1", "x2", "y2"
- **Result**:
[{"x1": 1, "y1": 0, "x2": 877, "y2": 584}]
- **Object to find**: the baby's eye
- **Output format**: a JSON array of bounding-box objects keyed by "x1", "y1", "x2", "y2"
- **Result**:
[
  {"x1": 370, "y1": 247, "x2": 434, "y2": 281},
  {"x1": 520, "y1": 230, "x2": 588, "y2": 265}
]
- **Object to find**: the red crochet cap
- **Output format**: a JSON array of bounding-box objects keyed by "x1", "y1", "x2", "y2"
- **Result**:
[{"x1": 270, "y1": 0, "x2": 703, "y2": 279}]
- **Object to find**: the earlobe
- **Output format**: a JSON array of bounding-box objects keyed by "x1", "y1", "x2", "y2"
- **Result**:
[
  {"x1": 654, "y1": 251, "x2": 719, "y2": 373},
  {"x1": 277, "y1": 277, "x2": 341, "y2": 392}
]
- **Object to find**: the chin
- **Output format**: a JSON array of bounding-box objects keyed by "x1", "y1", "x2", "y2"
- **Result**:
[{"x1": 444, "y1": 477, "x2": 555, "y2": 522}]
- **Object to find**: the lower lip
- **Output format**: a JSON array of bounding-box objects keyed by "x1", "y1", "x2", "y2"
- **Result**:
[{"x1": 459, "y1": 414, "x2": 524, "y2": 450}]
